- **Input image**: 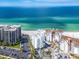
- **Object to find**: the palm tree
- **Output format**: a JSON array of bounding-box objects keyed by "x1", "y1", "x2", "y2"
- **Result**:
[
  {"x1": 28, "y1": 39, "x2": 38, "y2": 59},
  {"x1": 0, "y1": 40, "x2": 3, "y2": 46}
]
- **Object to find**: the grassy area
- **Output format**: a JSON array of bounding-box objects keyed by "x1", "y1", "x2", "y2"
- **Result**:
[
  {"x1": 0, "y1": 55, "x2": 15, "y2": 59},
  {"x1": 70, "y1": 53, "x2": 79, "y2": 59},
  {"x1": 0, "y1": 56, "x2": 4, "y2": 59},
  {"x1": 0, "y1": 40, "x2": 21, "y2": 49},
  {"x1": 8, "y1": 44, "x2": 20, "y2": 49}
]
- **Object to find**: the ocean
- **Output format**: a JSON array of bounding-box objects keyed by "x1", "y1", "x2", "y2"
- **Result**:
[{"x1": 0, "y1": 6, "x2": 79, "y2": 31}]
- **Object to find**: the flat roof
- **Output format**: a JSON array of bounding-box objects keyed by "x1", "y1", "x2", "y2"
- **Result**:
[{"x1": 62, "y1": 32, "x2": 79, "y2": 39}]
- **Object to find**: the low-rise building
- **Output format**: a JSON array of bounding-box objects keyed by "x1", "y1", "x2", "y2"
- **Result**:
[
  {"x1": 61, "y1": 32, "x2": 79, "y2": 56},
  {"x1": 71, "y1": 39, "x2": 79, "y2": 56}
]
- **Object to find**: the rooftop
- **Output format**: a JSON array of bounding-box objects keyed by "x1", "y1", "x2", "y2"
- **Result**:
[
  {"x1": 0, "y1": 25, "x2": 21, "y2": 31},
  {"x1": 62, "y1": 35, "x2": 79, "y2": 47},
  {"x1": 62, "y1": 32, "x2": 79, "y2": 39}
]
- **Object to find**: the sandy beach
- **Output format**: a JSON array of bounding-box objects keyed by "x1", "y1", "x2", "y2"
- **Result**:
[
  {"x1": 21, "y1": 30, "x2": 79, "y2": 39},
  {"x1": 21, "y1": 30, "x2": 38, "y2": 35}
]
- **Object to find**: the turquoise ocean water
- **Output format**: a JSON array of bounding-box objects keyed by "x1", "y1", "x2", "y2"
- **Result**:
[
  {"x1": 0, "y1": 6, "x2": 79, "y2": 31},
  {"x1": 0, "y1": 17, "x2": 79, "y2": 31}
]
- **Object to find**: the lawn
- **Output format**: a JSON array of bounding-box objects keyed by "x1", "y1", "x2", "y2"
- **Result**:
[
  {"x1": 70, "y1": 53, "x2": 79, "y2": 59},
  {"x1": 0, "y1": 56, "x2": 4, "y2": 59},
  {"x1": 0, "y1": 55, "x2": 15, "y2": 59},
  {"x1": 8, "y1": 44, "x2": 20, "y2": 49}
]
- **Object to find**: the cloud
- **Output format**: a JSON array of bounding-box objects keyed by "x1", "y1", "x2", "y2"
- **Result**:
[
  {"x1": 0, "y1": 0, "x2": 79, "y2": 7},
  {"x1": 18, "y1": 0, "x2": 79, "y2": 7},
  {"x1": 0, "y1": 2, "x2": 19, "y2": 6},
  {"x1": 22, "y1": 0, "x2": 79, "y2": 3}
]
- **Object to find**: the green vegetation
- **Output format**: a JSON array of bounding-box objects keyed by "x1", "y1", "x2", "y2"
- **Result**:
[
  {"x1": 0, "y1": 40, "x2": 4, "y2": 46},
  {"x1": 70, "y1": 53, "x2": 79, "y2": 59},
  {"x1": 8, "y1": 40, "x2": 20, "y2": 48},
  {"x1": 28, "y1": 39, "x2": 39, "y2": 59},
  {"x1": 0, "y1": 56, "x2": 4, "y2": 59},
  {"x1": 0, "y1": 55, "x2": 14, "y2": 59},
  {"x1": 8, "y1": 44, "x2": 20, "y2": 49},
  {"x1": 0, "y1": 40, "x2": 20, "y2": 49}
]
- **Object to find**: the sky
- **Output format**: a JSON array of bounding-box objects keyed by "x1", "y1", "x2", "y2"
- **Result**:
[{"x1": 0, "y1": 0, "x2": 79, "y2": 7}]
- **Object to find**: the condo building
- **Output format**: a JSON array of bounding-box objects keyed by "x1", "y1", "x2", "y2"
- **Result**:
[
  {"x1": 12, "y1": 25, "x2": 21, "y2": 40},
  {"x1": 60, "y1": 32, "x2": 79, "y2": 56},
  {"x1": 45, "y1": 30, "x2": 53, "y2": 43},
  {"x1": 31, "y1": 30, "x2": 46, "y2": 49},
  {"x1": 0, "y1": 25, "x2": 21, "y2": 45},
  {"x1": 0, "y1": 25, "x2": 4, "y2": 41}
]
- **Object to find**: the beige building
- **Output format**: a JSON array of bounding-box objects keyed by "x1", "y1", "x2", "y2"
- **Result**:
[{"x1": 60, "y1": 35, "x2": 79, "y2": 56}]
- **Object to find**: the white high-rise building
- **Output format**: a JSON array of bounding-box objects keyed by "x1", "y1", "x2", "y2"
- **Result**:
[
  {"x1": 0, "y1": 25, "x2": 21, "y2": 45},
  {"x1": 60, "y1": 40, "x2": 69, "y2": 53},
  {"x1": 0, "y1": 25, "x2": 4, "y2": 41},
  {"x1": 4, "y1": 28, "x2": 17, "y2": 45},
  {"x1": 45, "y1": 30, "x2": 53, "y2": 43},
  {"x1": 11, "y1": 25, "x2": 21, "y2": 40},
  {"x1": 30, "y1": 30, "x2": 45, "y2": 49}
]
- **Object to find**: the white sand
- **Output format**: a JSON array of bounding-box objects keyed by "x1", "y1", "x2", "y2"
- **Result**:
[
  {"x1": 21, "y1": 30, "x2": 38, "y2": 35},
  {"x1": 22, "y1": 30, "x2": 79, "y2": 39}
]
